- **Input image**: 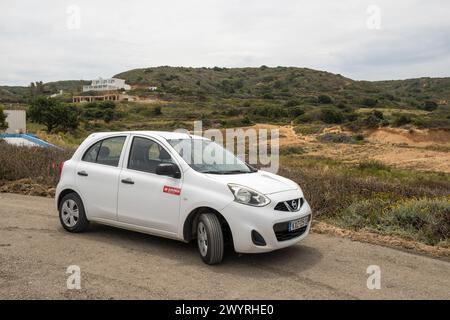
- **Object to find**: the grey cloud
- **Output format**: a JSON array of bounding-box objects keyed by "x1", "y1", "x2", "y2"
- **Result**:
[{"x1": 0, "y1": 0, "x2": 449, "y2": 85}]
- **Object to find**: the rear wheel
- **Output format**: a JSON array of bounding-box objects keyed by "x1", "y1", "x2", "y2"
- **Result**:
[
  {"x1": 197, "y1": 213, "x2": 224, "y2": 265},
  {"x1": 59, "y1": 193, "x2": 89, "y2": 233}
]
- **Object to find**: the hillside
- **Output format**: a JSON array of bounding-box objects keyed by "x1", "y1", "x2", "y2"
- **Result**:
[
  {"x1": 0, "y1": 80, "x2": 89, "y2": 103},
  {"x1": 1, "y1": 67, "x2": 449, "y2": 111},
  {"x1": 114, "y1": 66, "x2": 450, "y2": 110}
]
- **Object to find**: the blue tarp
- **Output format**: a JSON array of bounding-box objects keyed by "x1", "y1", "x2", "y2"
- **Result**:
[{"x1": 0, "y1": 133, "x2": 58, "y2": 148}]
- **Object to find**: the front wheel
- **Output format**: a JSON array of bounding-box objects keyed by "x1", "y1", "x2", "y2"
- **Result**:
[{"x1": 197, "y1": 213, "x2": 224, "y2": 265}]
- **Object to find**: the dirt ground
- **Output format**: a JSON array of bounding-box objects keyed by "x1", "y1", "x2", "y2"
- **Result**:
[
  {"x1": 1, "y1": 193, "x2": 449, "y2": 299},
  {"x1": 254, "y1": 124, "x2": 450, "y2": 173}
]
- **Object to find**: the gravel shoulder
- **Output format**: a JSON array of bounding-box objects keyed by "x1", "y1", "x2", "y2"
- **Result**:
[{"x1": 0, "y1": 193, "x2": 449, "y2": 299}]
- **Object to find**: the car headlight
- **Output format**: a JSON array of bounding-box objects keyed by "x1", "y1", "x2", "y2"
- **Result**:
[{"x1": 227, "y1": 184, "x2": 270, "y2": 207}]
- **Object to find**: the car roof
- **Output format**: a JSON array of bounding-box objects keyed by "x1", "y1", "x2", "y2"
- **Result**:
[{"x1": 87, "y1": 130, "x2": 206, "y2": 141}]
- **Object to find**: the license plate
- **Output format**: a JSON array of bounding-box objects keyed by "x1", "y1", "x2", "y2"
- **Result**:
[{"x1": 288, "y1": 215, "x2": 310, "y2": 231}]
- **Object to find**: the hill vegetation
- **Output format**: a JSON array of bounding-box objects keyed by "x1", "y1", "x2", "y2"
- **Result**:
[{"x1": 2, "y1": 66, "x2": 449, "y2": 131}]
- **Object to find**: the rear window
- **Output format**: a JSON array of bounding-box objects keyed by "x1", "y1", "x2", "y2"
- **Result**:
[{"x1": 82, "y1": 136, "x2": 126, "y2": 167}]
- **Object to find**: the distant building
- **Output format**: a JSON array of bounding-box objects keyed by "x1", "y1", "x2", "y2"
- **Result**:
[
  {"x1": 73, "y1": 94, "x2": 120, "y2": 103},
  {"x1": 148, "y1": 86, "x2": 158, "y2": 91},
  {"x1": 50, "y1": 90, "x2": 64, "y2": 98},
  {"x1": 83, "y1": 78, "x2": 131, "y2": 92},
  {"x1": 3, "y1": 110, "x2": 26, "y2": 134}
]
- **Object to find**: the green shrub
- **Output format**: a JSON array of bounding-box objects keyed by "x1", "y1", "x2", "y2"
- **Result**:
[
  {"x1": 317, "y1": 133, "x2": 355, "y2": 144},
  {"x1": 358, "y1": 160, "x2": 390, "y2": 172},
  {"x1": 0, "y1": 105, "x2": 8, "y2": 131},
  {"x1": 333, "y1": 197, "x2": 450, "y2": 246},
  {"x1": 280, "y1": 145, "x2": 305, "y2": 155},
  {"x1": 361, "y1": 97, "x2": 378, "y2": 107},
  {"x1": 386, "y1": 198, "x2": 450, "y2": 245},
  {"x1": 294, "y1": 125, "x2": 322, "y2": 135},
  {"x1": 393, "y1": 114, "x2": 412, "y2": 127},
  {"x1": 288, "y1": 107, "x2": 305, "y2": 118},
  {"x1": 318, "y1": 94, "x2": 333, "y2": 104},
  {"x1": 285, "y1": 100, "x2": 299, "y2": 107},
  {"x1": 421, "y1": 100, "x2": 438, "y2": 111},
  {"x1": 319, "y1": 108, "x2": 344, "y2": 124}
]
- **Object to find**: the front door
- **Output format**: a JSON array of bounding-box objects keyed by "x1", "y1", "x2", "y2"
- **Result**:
[{"x1": 117, "y1": 136, "x2": 182, "y2": 234}]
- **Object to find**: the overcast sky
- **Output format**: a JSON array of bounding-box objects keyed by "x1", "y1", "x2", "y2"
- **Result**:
[{"x1": 1, "y1": 0, "x2": 449, "y2": 85}]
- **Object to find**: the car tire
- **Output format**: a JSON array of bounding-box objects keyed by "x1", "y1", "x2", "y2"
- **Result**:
[
  {"x1": 197, "y1": 213, "x2": 224, "y2": 265},
  {"x1": 59, "y1": 193, "x2": 89, "y2": 233}
]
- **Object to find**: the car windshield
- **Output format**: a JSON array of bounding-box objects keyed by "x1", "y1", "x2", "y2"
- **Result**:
[{"x1": 167, "y1": 138, "x2": 255, "y2": 174}]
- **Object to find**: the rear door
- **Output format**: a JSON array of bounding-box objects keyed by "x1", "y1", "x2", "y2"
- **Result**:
[
  {"x1": 117, "y1": 135, "x2": 182, "y2": 234},
  {"x1": 76, "y1": 135, "x2": 128, "y2": 221}
]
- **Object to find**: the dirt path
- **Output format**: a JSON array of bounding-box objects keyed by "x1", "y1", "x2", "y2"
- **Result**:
[{"x1": 0, "y1": 193, "x2": 449, "y2": 299}]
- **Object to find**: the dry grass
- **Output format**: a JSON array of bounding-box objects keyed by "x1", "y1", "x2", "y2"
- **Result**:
[{"x1": 0, "y1": 142, "x2": 74, "y2": 187}]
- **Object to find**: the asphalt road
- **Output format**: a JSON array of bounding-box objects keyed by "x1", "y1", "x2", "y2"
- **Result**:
[{"x1": 0, "y1": 193, "x2": 449, "y2": 299}]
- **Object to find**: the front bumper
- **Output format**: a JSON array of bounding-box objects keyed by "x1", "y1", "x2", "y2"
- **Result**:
[{"x1": 221, "y1": 189, "x2": 312, "y2": 253}]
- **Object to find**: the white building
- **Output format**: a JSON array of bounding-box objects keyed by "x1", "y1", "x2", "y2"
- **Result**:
[
  {"x1": 3, "y1": 110, "x2": 26, "y2": 134},
  {"x1": 83, "y1": 78, "x2": 131, "y2": 92}
]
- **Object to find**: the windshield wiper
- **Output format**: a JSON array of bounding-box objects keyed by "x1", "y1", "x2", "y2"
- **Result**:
[
  {"x1": 200, "y1": 170, "x2": 227, "y2": 174},
  {"x1": 200, "y1": 170, "x2": 251, "y2": 175},
  {"x1": 221, "y1": 170, "x2": 252, "y2": 174}
]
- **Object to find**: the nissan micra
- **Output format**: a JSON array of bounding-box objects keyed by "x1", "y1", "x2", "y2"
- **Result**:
[{"x1": 56, "y1": 131, "x2": 312, "y2": 264}]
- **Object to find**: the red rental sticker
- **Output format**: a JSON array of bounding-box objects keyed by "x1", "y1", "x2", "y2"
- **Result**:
[{"x1": 163, "y1": 186, "x2": 181, "y2": 196}]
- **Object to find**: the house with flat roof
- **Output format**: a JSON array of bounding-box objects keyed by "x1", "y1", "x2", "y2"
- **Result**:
[{"x1": 82, "y1": 78, "x2": 131, "y2": 92}]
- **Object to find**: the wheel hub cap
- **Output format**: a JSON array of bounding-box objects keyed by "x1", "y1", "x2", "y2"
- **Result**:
[
  {"x1": 62, "y1": 199, "x2": 79, "y2": 227},
  {"x1": 197, "y1": 222, "x2": 208, "y2": 257}
]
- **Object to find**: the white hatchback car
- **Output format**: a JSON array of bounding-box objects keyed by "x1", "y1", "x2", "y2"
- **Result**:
[{"x1": 56, "y1": 131, "x2": 312, "y2": 264}]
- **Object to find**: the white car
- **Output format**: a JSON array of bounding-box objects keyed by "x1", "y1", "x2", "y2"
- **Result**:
[{"x1": 56, "y1": 131, "x2": 312, "y2": 264}]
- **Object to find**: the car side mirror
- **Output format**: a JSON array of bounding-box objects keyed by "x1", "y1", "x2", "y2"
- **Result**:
[{"x1": 156, "y1": 163, "x2": 181, "y2": 179}]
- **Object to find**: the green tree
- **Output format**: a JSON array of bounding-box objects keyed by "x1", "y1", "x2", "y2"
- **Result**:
[
  {"x1": 0, "y1": 106, "x2": 8, "y2": 131},
  {"x1": 28, "y1": 97, "x2": 79, "y2": 132}
]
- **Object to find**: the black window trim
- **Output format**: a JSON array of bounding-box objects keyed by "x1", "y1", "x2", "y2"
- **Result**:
[
  {"x1": 126, "y1": 135, "x2": 181, "y2": 177},
  {"x1": 81, "y1": 135, "x2": 128, "y2": 168}
]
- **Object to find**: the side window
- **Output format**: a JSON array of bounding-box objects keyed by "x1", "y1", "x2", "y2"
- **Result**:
[
  {"x1": 128, "y1": 137, "x2": 173, "y2": 174},
  {"x1": 82, "y1": 141, "x2": 102, "y2": 163},
  {"x1": 82, "y1": 136, "x2": 126, "y2": 167}
]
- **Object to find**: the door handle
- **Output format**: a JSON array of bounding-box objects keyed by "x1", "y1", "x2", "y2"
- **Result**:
[
  {"x1": 121, "y1": 178, "x2": 134, "y2": 185},
  {"x1": 77, "y1": 171, "x2": 88, "y2": 177}
]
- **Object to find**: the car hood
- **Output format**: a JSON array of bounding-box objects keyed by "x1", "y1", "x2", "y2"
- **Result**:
[{"x1": 204, "y1": 170, "x2": 299, "y2": 195}]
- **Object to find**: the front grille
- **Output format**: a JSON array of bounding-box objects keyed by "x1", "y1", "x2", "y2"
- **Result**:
[
  {"x1": 273, "y1": 215, "x2": 310, "y2": 241},
  {"x1": 274, "y1": 202, "x2": 289, "y2": 211},
  {"x1": 274, "y1": 198, "x2": 304, "y2": 212}
]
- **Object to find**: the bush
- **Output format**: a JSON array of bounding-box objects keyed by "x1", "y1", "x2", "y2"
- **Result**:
[
  {"x1": 153, "y1": 106, "x2": 162, "y2": 116},
  {"x1": 285, "y1": 100, "x2": 299, "y2": 107},
  {"x1": 358, "y1": 160, "x2": 390, "y2": 171},
  {"x1": 318, "y1": 94, "x2": 333, "y2": 104},
  {"x1": 319, "y1": 108, "x2": 344, "y2": 124},
  {"x1": 0, "y1": 105, "x2": 8, "y2": 131},
  {"x1": 82, "y1": 101, "x2": 119, "y2": 123},
  {"x1": 361, "y1": 97, "x2": 378, "y2": 107},
  {"x1": 363, "y1": 114, "x2": 382, "y2": 128},
  {"x1": 393, "y1": 114, "x2": 412, "y2": 127},
  {"x1": 317, "y1": 133, "x2": 355, "y2": 144},
  {"x1": 280, "y1": 145, "x2": 305, "y2": 155},
  {"x1": 288, "y1": 107, "x2": 305, "y2": 118},
  {"x1": 421, "y1": 100, "x2": 438, "y2": 111},
  {"x1": 386, "y1": 198, "x2": 450, "y2": 245},
  {"x1": 372, "y1": 110, "x2": 384, "y2": 119},
  {"x1": 0, "y1": 143, "x2": 74, "y2": 185}
]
